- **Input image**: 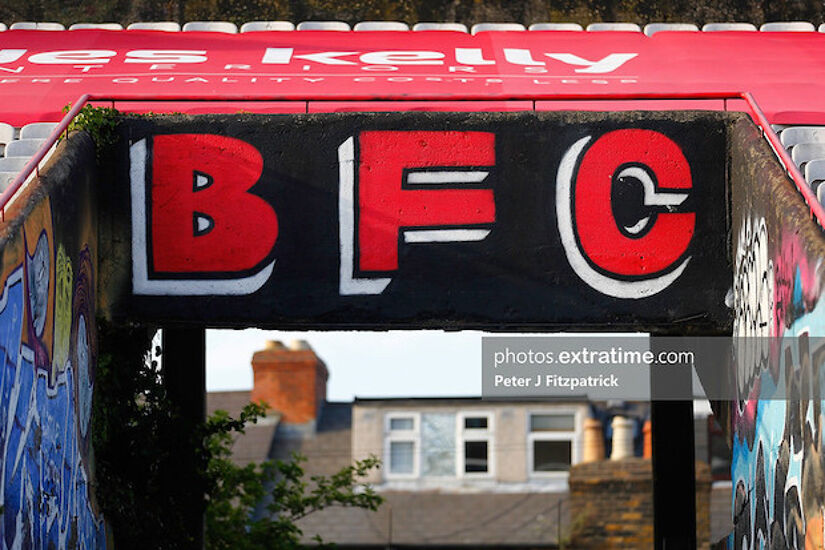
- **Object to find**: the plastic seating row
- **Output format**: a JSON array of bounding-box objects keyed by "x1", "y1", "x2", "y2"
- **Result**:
[
  {"x1": 777, "y1": 126, "x2": 825, "y2": 206},
  {"x1": 0, "y1": 122, "x2": 59, "y2": 191},
  {"x1": 1, "y1": 20, "x2": 823, "y2": 34}
]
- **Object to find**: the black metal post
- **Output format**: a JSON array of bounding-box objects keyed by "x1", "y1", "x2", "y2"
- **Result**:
[
  {"x1": 651, "y1": 337, "x2": 697, "y2": 550},
  {"x1": 162, "y1": 327, "x2": 206, "y2": 549}
]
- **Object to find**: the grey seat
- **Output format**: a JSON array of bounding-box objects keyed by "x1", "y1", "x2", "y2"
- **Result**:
[
  {"x1": 354, "y1": 21, "x2": 409, "y2": 31},
  {"x1": 791, "y1": 143, "x2": 825, "y2": 167},
  {"x1": 69, "y1": 23, "x2": 123, "y2": 30},
  {"x1": 644, "y1": 23, "x2": 698, "y2": 36},
  {"x1": 297, "y1": 21, "x2": 350, "y2": 31},
  {"x1": 240, "y1": 21, "x2": 294, "y2": 32},
  {"x1": 0, "y1": 172, "x2": 18, "y2": 190},
  {"x1": 702, "y1": 22, "x2": 757, "y2": 31},
  {"x1": 471, "y1": 23, "x2": 526, "y2": 34},
  {"x1": 780, "y1": 127, "x2": 825, "y2": 148},
  {"x1": 127, "y1": 22, "x2": 181, "y2": 31},
  {"x1": 10, "y1": 22, "x2": 64, "y2": 30},
  {"x1": 806, "y1": 159, "x2": 825, "y2": 187},
  {"x1": 529, "y1": 23, "x2": 583, "y2": 31},
  {"x1": 20, "y1": 122, "x2": 58, "y2": 140},
  {"x1": 5, "y1": 139, "x2": 46, "y2": 158},
  {"x1": 760, "y1": 21, "x2": 815, "y2": 32},
  {"x1": 0, "y1": 157, "x2": 31, "y2": 172},
  {"x1": 586, "y1": 22, "x2": 641, "y2": 32},
  {"x1": 0, "y1": 123, "x2": 15, "y2": 152},
  {"x1": 413, "y1": 23, "x2": 468, "y2": 32},
  {"x1": 182, "y1": 21, "x2": 237, "y2": 33}
]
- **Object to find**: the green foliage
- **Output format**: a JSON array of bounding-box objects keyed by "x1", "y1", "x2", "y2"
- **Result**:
[
  {"x1": 63, "y1": 104, "x2": 121, "y2": 159},
  {"x1": 205, "y1": 406, "x2": 383, "y2": 550},
  {"x1": 92, "y1": 323, "x2": 196, "y2": 549},
  {"x1": 93, "y1": 322, "x2": 382, "y2": 550}
]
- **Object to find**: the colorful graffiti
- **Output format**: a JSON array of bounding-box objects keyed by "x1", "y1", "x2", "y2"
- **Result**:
[
  {"x1": 0, "y1": 183, "x2": 104, "y2": 545},
  {"x1": 729, "y1": 119, "x2": 825, "y2": 549}
]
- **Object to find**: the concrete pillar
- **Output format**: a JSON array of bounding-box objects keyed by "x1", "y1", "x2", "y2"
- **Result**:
[{"x1": 610, "y1": 416, "x2": 634, "y2": 460}]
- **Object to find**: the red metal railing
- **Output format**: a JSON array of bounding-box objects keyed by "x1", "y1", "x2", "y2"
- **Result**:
[
  {"x1": 0, "y1": 93, "x2": 91, "y2": 221},
  {"x1": 1, "y1": 91, "x2": 821, "y2": 228}
]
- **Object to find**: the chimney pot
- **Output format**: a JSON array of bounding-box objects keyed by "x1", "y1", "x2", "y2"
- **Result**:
[{"x1": 610, "y1": 416, "x2": 635, "y2": 460}]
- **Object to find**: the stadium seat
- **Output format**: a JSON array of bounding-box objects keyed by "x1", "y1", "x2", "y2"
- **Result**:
[
  {"x1": 702, "y1": 22, "x2": 757, "y2": 31},
  {"x1": 779, "y1": 127, "x2": 825, "y2": 148},
  {"x1": 296, "y1": 21, "x2": 350, "y2": 31},
  {"x1": 354, "y1": 21, "x2": 409, "y2": 31},
  {"x1": 806, "y1": 160, "x2": 825, "y2": 186},
  {"x1": 0, "y1": 172, "x2": 17, "y2": 190},
  {"x1": 586, "y1": 22, "x2": 641, "y2": 31},
  {"x1": 0, "y1": 157, "x2": 31, "y2": 173},
  {"x1": 0, "y1": 125, "x2": 13, "y2": 157},
  {"x1": 791, "y1": 143, "x2": 825, "y2": 167},
  {"x1": 5, "y1": 139, "x2": 45, "y2": 158},
  {"x1": 10, "y1": 22, "x2": 65, "y2": 30},
  {"x1": 644, "y1": 23, "x2": 699, "y2": 35},
  {"x1": 127, "y1": 22, "x2": 181, "y2": 31},
  {"x1": 471, "y1": 23, "x2": 526, "y2": 34},
  {"x1": 69, "y1": 23, "x2": 123, "y2": 30},
  {"x1": 0, "y1": 123, "x2": 14, "y2": 146},
  {"x1": 529, "y1": 23, "x2": 583, "y2": 31},
  {"x1": 240, "y1": 21, "x2": 294, "y2": 32},
  {"x1": 413, "y1": 23, "x2": 468, "y2": 32},
  {"x1": 182, "y1": 21, "x2": 237, "y2": 33},
  {"x1": 760, "y1": 21, "x2": 815, "y2": 32},
  {"x1": 20, "y1": 123, "x2": 58, "y2": 140}
]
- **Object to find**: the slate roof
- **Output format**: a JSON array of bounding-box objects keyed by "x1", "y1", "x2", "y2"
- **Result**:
[
  {"x1": 206, "y1": 390, "x2": 280, "y2": 467},
  {"x1": 297, "y1": 491, "x2": 568, "y2": 547}
]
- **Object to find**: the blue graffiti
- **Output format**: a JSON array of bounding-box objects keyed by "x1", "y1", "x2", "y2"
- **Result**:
[{"x1": 0, "y1": 261, "x2": 105, "y2": 548}]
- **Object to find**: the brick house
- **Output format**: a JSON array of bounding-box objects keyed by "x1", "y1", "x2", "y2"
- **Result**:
[{"x1": 207, "y1": 340, "x2": 733, "y2": 547}]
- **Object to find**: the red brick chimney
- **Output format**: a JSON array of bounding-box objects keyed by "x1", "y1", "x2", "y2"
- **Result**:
[{"x1": 251, "y1": 340, "x2": 328, "y2": 424}]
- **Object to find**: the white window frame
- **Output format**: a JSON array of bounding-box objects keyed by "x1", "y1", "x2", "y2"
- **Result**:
[
  {"x1": 527, "y1": 409, "x2": 581, "y2": 477},
  {"x1": 456, "y1": 411, "x2": 494, "y2": 478},
  {"x1": 384, "y1": 412, "x2": 420, "y2": 479}
]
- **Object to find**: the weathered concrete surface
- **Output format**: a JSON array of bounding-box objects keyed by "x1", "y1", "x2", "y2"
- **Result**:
[{"x1": 103, "y1": 110, "x2": 733, "y2": 332}]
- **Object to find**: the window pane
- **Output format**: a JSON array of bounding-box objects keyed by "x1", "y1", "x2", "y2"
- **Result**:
[
  {"x1": 389, "y1": 441, "x2": 414, "y2": 474},
  {"x1": 464, "y1": 416, "x2": 488, "y2": 430},
  {"x1": 390, "y1": 417, "x2": 414, "y2": 431},
  {"x1": 421, "y1": 413, "x2": 455, "y2": 476},
  {"x1": 464, "y1": 441, "x2": 489, "y2": 473},
  {"x1": 530, "y1": 414, "x2": 575, "y2": 432},
  {"x1": 533, "y1": 440, "x2": 572, "y2": 472}
]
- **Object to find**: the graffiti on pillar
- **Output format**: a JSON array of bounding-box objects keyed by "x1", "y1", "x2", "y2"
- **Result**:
[
  {"x1": 729, "y1": 120, "x2": 825, "y2": 549},
  {"x1": 0, "y1": 183, "x2": 104, "y2": 546},
  {"x1": 115, "y1": 112, "x2": 730, "y2": 329}
]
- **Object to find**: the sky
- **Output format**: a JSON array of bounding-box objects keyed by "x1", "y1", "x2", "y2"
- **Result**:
[{"x1": 206, "y1": 329, "x2": 484, "y2": 400}]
